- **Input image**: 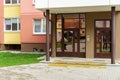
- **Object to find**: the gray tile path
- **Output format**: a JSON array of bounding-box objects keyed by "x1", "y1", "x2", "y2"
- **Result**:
[{"x1": 0, "y1": 57, "x2": 120, "y2": 80}]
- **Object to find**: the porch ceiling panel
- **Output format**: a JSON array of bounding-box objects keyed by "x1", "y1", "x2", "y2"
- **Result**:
[
  {"x1": 35, "y1": 0, "x2": 120, "y2": 13},
  {"x1": 37, "y1": 5, "x2": 120, "y2": 13}
]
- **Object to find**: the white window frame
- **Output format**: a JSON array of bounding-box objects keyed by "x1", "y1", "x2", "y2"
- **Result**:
[
  {"x1": 33, "y1": 19, "x2": 46, "y2": 34},
  {"x1": 4, "y1": 0, "x2": 20, "y2": 5},
  {"x1": 4, "y1": 18, "x2": 20, "y2": 32}
]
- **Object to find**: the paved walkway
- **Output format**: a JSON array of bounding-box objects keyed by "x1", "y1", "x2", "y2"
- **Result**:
[{"x1": 0, "y1": 57, "x2": 120, "y2": 80}]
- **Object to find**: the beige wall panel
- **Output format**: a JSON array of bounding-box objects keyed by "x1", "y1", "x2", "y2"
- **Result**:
[
  {"x1": 115, "y1": 12, "x2": 120, "y2": 59},
  {"x1": 86, "y1": 12, "x2": 111, "y2": 58}
]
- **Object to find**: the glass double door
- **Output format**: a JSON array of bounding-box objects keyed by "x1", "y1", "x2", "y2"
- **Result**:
[
  {"x1": 61, "y1": 18, "x2": 86, "y2": 56},
  {"x1": 56, "y1": 14, "x2": 86, "y2": 57}
]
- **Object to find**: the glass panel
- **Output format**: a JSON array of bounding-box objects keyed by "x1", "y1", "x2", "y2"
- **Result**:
[
  {"x1": 101, "y1": 30, "x2": 111, "y2": 52},
  {"x1": 12, "y1": 25, "x2": 17, "y2": 30},
  {"x1": 35, "y1": 26, "x2": 41, "y2": 32},
  {"x1": 75, "y1": 42, "x2": 77, "y2": 52},
  {"x1": 5, "y1": 19, "x2": 11, "y2": 25},
  {"x1": 5, "y1": 19, "x2": 11, "y2": 30},
  {"x1": 106, "y1": 20, "x2": 110, "y2": 28},
  {"x1": 80, "y1": 29, "x2": 86, "y2": 42},
  {"x1": 96, "y1": 30, "x2": 100, "y2": 42},
  {"x1": 96, "y1": 42, "x2": 100, "y2": 53},
  {"x1": 64, "y1": 19, "x2": 79, "y2": 29},
  {"x1": 96, "y1": 21, "x2": 104, "y2": 28},
  {"x1": 6, "y1": 25, "x2": 11, "y2": 30},
  {"x1": 33, "y1": 0, "x2": 35, "y2": 3},
  {"x1": 96, "y1": 30, "x2": 111, "y2": 53},
  {"x1": 95, "y1": 20, "x2": 110, "y2": 28},
  {"x1": 12, "y1": 18, "x2": 17, "y2": 31},
  {"x1": 102, "y1": 31, "x2": 111, "y2": 42},
  {"x1": 57, "y1": 19, "x2": 62, "y2": 28},
  {"x1": 80, "y1": 19, "x2": 85, "y2": 28},
  {"x1": 18, "y1": 0, "x2": 20, "y2": 3},
  {"x1": 43, "y1": 19, "x2": 46, "y2": 32},
  {"x1": 56, "y1": 19, "x2": 62, "y2": 52},
  {"x1": 5, "y1": 0, "x2": 10, "y2": 4},
  {"x1": 56, "y1": 32, "x2": 62, "y2": 51},
  {"x1": 64, "y1": 31, "x2": 73, "y2": 52},
  {"x1": 12, "y1": 0, "x2": 17, "y2": 4},
  {"x1": 18, "y1": 19, "x2": 20, "y2": 30},
  {"x1": 34, "y1": 20, "x2": 41, "y2": 32},
  {"x1": 102, "y1": 43, "x2": 111, "y2": 52},
  {"x1": 74, "y1": 30, "x2": 79, "y2": 52},
  {"x1": 80, "y1": 43, "x2": 85, "y2": 52}
]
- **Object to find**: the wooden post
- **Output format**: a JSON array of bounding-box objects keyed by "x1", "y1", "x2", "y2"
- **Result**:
[
  {"x1": 62, "y1": 16, "x2": 65, "y2": 53},
  {"x1": 46, "y1": 10, "x2": 50, "y2": 61},
  {"x1": 111, "y1": 7, "x2": 116, "y2": 64},
  {"x1": 51, "y1": 14, "x2": 57, "y2": 57}
]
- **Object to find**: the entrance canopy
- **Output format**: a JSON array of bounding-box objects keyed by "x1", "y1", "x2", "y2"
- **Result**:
[
  {"x1": 35, "y1": 0, "x2": 117, "y2": 64},
  {"x1": 35, "y1": 0, "x2": 120, "y2": 13}
]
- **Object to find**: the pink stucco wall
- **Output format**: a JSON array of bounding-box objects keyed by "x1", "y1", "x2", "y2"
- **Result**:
[
  {"x1": 20, "y1": 0, "x2": 46, "y2": 43},
  {"x1": 0, "y1": 0, "x2": 4, "y2": 44}
]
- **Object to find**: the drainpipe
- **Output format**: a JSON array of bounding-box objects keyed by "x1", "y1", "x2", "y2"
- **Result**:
[
  {"x1": 111, "y1": 7, "x2": 116, "y2": 64},
  {"x1": 46, "y1": 10, "x2": 50, "y2": 61}
]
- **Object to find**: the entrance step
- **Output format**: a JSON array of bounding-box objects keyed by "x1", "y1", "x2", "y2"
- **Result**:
[{"x1": 48, "y1": 59, "x2": 106, "y2": 69}]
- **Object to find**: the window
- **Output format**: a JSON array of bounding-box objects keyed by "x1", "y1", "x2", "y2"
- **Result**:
[
  {"x1": 12, "y1": 0, "x2": 17, "y2": 4},
  {"x1": 33, "y1": 19, "x2": 46, "y2": 34},
  {"x1": 5, "y1": 0, "x2": 20, "y2": 4},
  {"x1": 33, "y1": 0, "x2": 35, "y2": 4},
  {"x1": 5, "y1": 0, "x2": 10, "y2": 4},
  {"x1": 95, "y1": 20, "x2": 111, "y2": 54},
  {"x1": 5, "y1": 18, "x2": 20, "y2": 31}
]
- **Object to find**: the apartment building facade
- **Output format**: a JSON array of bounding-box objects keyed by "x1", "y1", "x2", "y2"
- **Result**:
[
  {"x1": 35, "y1": 0, "x2": 120, "y2": 63},
  {"x1": 0, "y1": 0, "x2": 46, "y2": 52}
]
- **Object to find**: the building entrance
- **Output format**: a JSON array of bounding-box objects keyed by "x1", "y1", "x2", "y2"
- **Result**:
[
  {"x1": 94, "y1": 20, "x2": 111, "y2": 58},
  {"x1": 56, "y1": 14, "x2": 86, "y2": 57}
]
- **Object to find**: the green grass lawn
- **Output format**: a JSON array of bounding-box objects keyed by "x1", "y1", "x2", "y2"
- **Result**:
[{"x1": 0, "y1": 52, "x2": 45, "y2": 67}]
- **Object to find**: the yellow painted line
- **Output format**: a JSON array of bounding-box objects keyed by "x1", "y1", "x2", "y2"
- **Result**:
[{"x1": 48, "y1": 60, "x2": 106, "y2": 69}]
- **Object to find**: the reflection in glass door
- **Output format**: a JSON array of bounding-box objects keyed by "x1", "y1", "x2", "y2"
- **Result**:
[
  {"x1": 95, "y1": 20, "x2": 111, "y2": 58},
  {"x1": 64, "y1": 30, "x2": 74, "y2": 52},
  {"x1": 63, "y1": 29, "x2": 79, "y2": 52},
  {"x1": 96, "y1": 30, "x2": 111, "y2": 53},
  {"x1": 56, "y1": 14, "x2": 86, "y2": 57}
]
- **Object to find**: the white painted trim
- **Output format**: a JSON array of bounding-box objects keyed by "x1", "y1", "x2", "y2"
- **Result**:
[{"x1": 35, "y1": 0, "x2": 120, "y2": 13}]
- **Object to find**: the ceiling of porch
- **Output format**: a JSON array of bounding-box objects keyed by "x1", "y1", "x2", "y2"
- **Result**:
[{"x1": 38, "y1": 5, "x2": 120, "y2": 13}]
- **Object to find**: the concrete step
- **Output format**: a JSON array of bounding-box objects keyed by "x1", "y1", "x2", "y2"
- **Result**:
[{"x1": 48, "y1": 59, "x2": 106, "y2": 69}]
